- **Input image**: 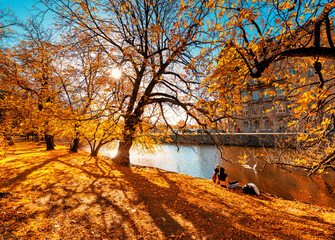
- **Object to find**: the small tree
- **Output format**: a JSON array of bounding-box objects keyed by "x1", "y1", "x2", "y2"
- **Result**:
[{"x1": 54, "y1": 31, "x2": 124, "y2": 154}]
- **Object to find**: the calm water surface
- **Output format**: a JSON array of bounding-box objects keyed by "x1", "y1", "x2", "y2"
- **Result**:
[{"x1": 88, "y1": 144, "x2": 335, "y2": 209}]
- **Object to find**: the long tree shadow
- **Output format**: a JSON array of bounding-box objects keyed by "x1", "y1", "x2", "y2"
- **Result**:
[
  {"x1": 39, "y1": 175, "x2": 141, "y2": 239},
  {"x1": 116, "y1": 165, "x2": 256, "y2": 239},
  {"x1": 118, "y1": 166, "x2": 191, "y2": 238},
  {"x1": 0, "y1": 153, "x2": 70, "y2": 190},
  {"x1": 2, "y1": 150, "x2": 333, "y2": 239},
  {"x1": 53, "y1": 156, "x2": 321, "y2": 239},
  {"x1": 247, "y1": 195, "x2": 335, "y2": 231},
  {"x1": 37, "y1": 156, "x2": 142, "y2": 239},
  {"x1": 117, "y1": 165, "x2": 335, "y2": 240},
  {"x1": 0, "y1": 153, "x2": 142, "y2": 239},
  {"x1": 42, "y1": 157, "x2": 207, "y2": 238}
]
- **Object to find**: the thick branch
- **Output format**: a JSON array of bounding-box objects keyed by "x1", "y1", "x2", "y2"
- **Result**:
[{"x1": 251, "y1": 47, "x2": 335, "y2": 78}]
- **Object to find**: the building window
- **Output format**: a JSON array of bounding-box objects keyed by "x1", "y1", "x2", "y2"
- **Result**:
[
  {"x1": 265, "y1": 120, "x2": 273, "y2": 129},
  {"x1": 241, "y1": 91, "x2": 248, "y2": 102},
  {"x1": 252, "y1": 90, "x2": 260, "y2": 100},
  {"x1": 275, "y1": 87, "x2": 284, "y2": 96},
  {"x1": 262, "y1": 103, "x2": 274, "y2": 114},
  {"x1": 243, "y1": 121, "x2": 249, "y2": 129},
  {"x1": 252, "y1": 105, "x2": 259, "y2": 115},
  {"x1": 274, "y1": 61, "x2": 280, "y2": 67},
  {"x1": 276, "y1": 103, "x2": 286, "y2": 113},
  {"x1": 263, "y1": 88, "x2": 270, "y2": 99},
  {"x1": 243, "y1": 107, "x2": 248, "y2": 116}
]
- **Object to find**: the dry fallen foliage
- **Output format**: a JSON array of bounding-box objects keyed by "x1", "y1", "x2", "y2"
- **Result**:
[{"x1": 0, "y1": 140, "x2": 334, "y2": 240}]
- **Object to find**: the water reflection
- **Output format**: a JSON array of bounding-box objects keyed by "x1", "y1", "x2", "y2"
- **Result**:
[{"x1": 86, "y1": 144, "x2": 335, "y2": 209}]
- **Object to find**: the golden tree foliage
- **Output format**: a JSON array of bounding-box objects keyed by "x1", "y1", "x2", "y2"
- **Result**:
[
  {"x1": 39, "y1": 0, "x2": 214, "y2": 165},
  {"x1": 55, "y1": 32, "x2": 125, "y2": 154},
  {"x1": 0, "y1": 6, "x2": 19, "y2": 144},
  {"x1": 3, "y1": 0, "x2": 335, "y2": 174},
  {"x1": 10, "y1": 35, "x2": 63, "y2": 149},
  {"x1": 206, "y1": 0, "x2": 335, "y2": 174}
]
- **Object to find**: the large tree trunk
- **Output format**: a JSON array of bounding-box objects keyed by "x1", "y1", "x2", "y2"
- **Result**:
[
  {"x1": 113, "y1": 136, "x2": 133, "y2": 166},
  {"x1": 70, "y1": 126, "x2": 81, "y2": 153},
  {"x1": 44, "y1": 134, "x2": 55, "y2": 150},
  {"x1": 113, "y1": 122, "x2": 136, "y2": 166},
  {"x1": 70, "y1": 137, "x2": 80, "y2": 153},
  {"x1": 90, "y1": 148, "x2": 99, "y2": 156}
]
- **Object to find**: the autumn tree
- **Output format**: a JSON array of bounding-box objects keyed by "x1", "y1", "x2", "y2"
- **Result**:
[
  {"x1": 207, "y1": 0, "x2": 335, "y2": 174},
  {"x1": 10, "y1": 20, "x2": 62, "y2": 150},
  {"x1": 55, "y1": 32, "x2": 124, "y2": 154},
  {"x1": 40, "y1": 0, "x2": 214, "y2": 165},
  {"x1": 0, "y1": 6, "x2": 19, "y2": 145}
]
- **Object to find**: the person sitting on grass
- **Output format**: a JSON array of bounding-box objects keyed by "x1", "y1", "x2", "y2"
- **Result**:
[{"x1": 213, "y1": 164, "x2": 239, "y2": 190}]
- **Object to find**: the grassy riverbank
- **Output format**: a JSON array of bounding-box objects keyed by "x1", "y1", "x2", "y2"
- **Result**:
[{"x1": 0, "y1": 140, "x2": 334, "y2": 239}]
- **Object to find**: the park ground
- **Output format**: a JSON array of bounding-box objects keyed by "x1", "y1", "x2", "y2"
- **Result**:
[{"x1": 0, "y1": 140, "x2": 334, "y2": 240}]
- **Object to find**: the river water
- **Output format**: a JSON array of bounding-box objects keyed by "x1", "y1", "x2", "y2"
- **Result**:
[{"x1": 87, "y1": 144, "x2": 335, "y2": 209}]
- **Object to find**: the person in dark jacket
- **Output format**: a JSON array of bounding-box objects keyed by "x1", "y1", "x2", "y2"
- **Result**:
[
  {"x1": 213, "y1": 164, "x2": 239, "y2": 190},
  {"x1": 213, "y1": 165, "x2": 229, "y2": 190}
]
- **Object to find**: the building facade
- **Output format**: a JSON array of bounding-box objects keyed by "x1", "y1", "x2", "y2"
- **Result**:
[{"x1": 231, "y1": 62, "x2": 320, "y2": 133}]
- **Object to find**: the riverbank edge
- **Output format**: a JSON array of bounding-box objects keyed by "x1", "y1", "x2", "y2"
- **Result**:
[
  {"x1": 161, "y1": 133, "x2": 296, "y2": 148},
  {"x1": 1, "y1": 140, "x2": 335, "y2": 239},
  {"x1": 59, "y1": 138, "x2": 334, "y2": 209}
]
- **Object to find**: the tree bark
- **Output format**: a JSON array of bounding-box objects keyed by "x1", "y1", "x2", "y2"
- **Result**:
[
  {"x1": 44, "y1": 134, "x2": 55, "y2": 150},
  {"x1": 70, "y1": 137, "x2": 80, "y2": 152},
  {"x1": 89, "y1": 140, "x2": 105, "y2": 157},
  {"x1": 34, "y1": 133, "x2": 39, "y2": 142},
  {"x1": 113, "y1": 136, "x2": 133, "y2": 166},
  {"x1": 90, "y1": 147, "x2": 100, "y2": 156},
  {"x1": 113, "y1": 121, "x2": 136, "y2": 166}
]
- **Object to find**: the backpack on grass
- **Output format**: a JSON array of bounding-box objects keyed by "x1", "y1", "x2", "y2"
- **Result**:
[{"x1": 243, "y1": 183, "x2": 260, "y2": 195}]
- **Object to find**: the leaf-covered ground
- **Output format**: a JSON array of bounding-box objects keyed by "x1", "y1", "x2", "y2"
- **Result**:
[{"x1": 0, "y1": 140, "x2": 334, "y2": 240}]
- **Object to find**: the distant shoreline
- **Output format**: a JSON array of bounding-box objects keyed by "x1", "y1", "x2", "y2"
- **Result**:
[{"x1": 161, "y1": 133, "x2": 296, "y2": 148}]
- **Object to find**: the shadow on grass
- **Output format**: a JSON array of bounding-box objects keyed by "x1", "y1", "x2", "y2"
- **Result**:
[
  {"x1": 0, "y1": 154, "x2": 70, "y2": 190},
  {"x1": 115, "y1": 165, "x2": 258, "y2": 239},
  {"x1": 0, "y1": 145, "x2": 334, "y2": 239}
]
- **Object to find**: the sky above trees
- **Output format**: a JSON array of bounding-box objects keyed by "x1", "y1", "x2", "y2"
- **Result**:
[{"x1": 1, "y1": 0, "x2": 35, "y2": 20}]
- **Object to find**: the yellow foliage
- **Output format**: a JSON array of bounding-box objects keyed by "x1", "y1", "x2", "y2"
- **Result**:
[
  {"x1": 238, "y1": 153, "x2": 247, "y2": 164},
  {"x1": 0, "y1": 140, "x2": 334, "y2": 239}
]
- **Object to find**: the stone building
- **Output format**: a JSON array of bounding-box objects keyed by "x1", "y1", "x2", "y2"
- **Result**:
[{"x1": 231, "y1": 61, "x2": 321, "y2": 133}]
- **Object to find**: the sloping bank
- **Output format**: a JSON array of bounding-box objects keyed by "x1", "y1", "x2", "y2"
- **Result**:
[{"x1": 0, "y1": 140, "x2": 334, "y2": 239}]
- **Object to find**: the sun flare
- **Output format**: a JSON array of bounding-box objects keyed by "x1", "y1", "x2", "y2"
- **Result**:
[{"x1": 111, "y1": 68, "x2": 122, "y2": 79}]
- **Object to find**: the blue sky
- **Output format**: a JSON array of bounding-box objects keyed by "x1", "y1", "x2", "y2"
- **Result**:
[
  {"x1": 1, "y1": 0, "x2": 55, "y2": 46},
  {"x1": 1, "y1": 0, "x2": 38, "y2": 21}
]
